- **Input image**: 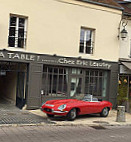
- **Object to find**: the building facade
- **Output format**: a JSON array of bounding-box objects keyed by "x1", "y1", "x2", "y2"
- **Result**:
[
  {"x1": 0, "y1": 0, "x2": 122, "y2": 109},
  {"x1": 115, "y1": 0, "x2": 131, "y2": 112}
]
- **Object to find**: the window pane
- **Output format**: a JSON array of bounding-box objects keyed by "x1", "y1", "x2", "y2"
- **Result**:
[
  {"x1": 54, "y1": 68, "x2": 58, "y2": 74},
  {"x1": 85, "y1": 77, "x2": 89, "y2": 94},
  {"x1": 8, "y1": 37, "x2": 15, "y2": 47},
  {"x1": 86, "y1": 30, "x2": 91, "y2": 41},
  {"x1": 18, "y1": 38, "x2": 24, "y2": 48},
  {"x1": 95, "y1": 71, "x2": 98, "y2": 76},
  {"x1": 80, "y1": 29, "x2": 85, "y2": 41},
  {"x1": 43, "y1": 66, "x2": 47, "y2": 73},
  {"x1": 18, "y1": 28, "x2": 24, "y2": 37},
  {"x1": 19, "y1": 18, "x2": 25, "y2": 27},
  {"x1": 52, "y1": 75, "x2": 57, "y2": 96},
  {"x1": 102, "y1": 72, "x2": 108, "y2": 97},
  {"x1": 63, "y1": 75, "x2": 68, "y2": 94},
  {"x1": 79, "y1": 42, "x2": 84, "y2": 53},
  {"x1": 79, "y1": 28, "x2": 85, "y2": 53},
  {"x1": 9, "y1": 27, "x2": 15, "y2": 36},
  {"x1": 85, "y1": 46, "x2": 91, "y2": 54},
  {"x1": 57, "y1": 75, "x2": 66, "y2": 96},
  {"x1": 85, "y1": 30, "x2": 92, "y2": 54},
  {"x1": 90, "y1": 71, "x2": 94, "y2": 76},
  {"x1": 48, "y1": 67, "x2": 53, "y2": 73},
  {"x1": 99, "y1": 72, "x2": 103, "y2": 76},
  {"x1": 59, "y1": 68, "x2": 63, "y2": 74},
  {"x1": 86, "y1": 70, "x2": 89, "y2": 76},
  {"x1": 10, "y1": 17, "x2": 16, "y2": 26}
]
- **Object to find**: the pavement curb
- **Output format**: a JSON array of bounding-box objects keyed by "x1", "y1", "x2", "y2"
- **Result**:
[{"x1": 0, "y1": 121, "x2": 131, "y2": 128}]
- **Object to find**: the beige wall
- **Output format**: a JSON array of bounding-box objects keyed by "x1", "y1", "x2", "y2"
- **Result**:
[
  {"x1": 119, "y1": 19, "x2": 131, "y2": 59},
  {"x1": 0, "y1": 0, "x2": 122, "y2": 61}
]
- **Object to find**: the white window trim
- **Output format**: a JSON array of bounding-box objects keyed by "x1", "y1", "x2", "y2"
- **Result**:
[
  {"x1": 79, "y1": 27, "x2": 95, "y2": 55},
  {"x1": 8, "y1": 15, "x2": 27, "y2": 49}
]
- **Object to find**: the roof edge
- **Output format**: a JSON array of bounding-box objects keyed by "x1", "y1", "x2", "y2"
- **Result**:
[{"x1": 76, "y1": 0, "x2": 124, "y2": 11}]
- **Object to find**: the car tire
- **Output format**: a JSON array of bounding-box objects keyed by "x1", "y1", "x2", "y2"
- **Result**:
[
  {"x1": 67, "y1": 108, "x2": 77, "y2": 121},
  {"x1": 100, "y1": 107, "x2": 109, "y2": 117},
  {"x1": 47, "y1": 114, "x2": 54, "y2": 118}
]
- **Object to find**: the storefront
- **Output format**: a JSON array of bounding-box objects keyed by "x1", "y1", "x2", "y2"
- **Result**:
[
  {"x1": 0, "y1": 49, "x2": 118, "y2": 109},
  {"x1": 119, "y1": 60, "x2": 131, "y2": 113}
]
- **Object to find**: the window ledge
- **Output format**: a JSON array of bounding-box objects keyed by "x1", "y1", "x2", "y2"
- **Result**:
[{"x1": 8, "y1": 47, "x2": 26, "y2": 52}]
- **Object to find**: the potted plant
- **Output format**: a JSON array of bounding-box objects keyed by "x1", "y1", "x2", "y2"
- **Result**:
[{"x1": 117, "y1": 77, "x2": 128, "y2": 110}]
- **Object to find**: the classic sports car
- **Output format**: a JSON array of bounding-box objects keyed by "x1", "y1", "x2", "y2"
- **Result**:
[{"x1": 41, "y1": 95, "x2": 112, "y2": 121}]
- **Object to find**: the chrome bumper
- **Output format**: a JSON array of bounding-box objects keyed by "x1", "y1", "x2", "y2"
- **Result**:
[
  {"x1": 41, "y1": 108, "x2": 68, "y2": 114},
  {"x1": 52, "y1": 110, "x2": 68, "y2": 113}
]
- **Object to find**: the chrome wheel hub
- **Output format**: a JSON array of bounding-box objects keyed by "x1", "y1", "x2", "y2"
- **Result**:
[{"x1": 71, "y1": 109, "x2": 76, "y2": 119}]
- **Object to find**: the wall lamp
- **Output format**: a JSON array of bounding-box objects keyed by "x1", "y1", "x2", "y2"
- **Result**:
[{"x1": 118, "y1": 20, "x2": 128, "y2": 40}]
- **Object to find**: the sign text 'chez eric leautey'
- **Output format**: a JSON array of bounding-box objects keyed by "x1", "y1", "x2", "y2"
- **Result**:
[{"x1": 0, "y1": 52, "x2": 111, "y2": 69}]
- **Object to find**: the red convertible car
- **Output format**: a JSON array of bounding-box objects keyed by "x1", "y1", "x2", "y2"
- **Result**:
[{"x1": 41, "y1": 95, "x2": 112, "y2": 121}]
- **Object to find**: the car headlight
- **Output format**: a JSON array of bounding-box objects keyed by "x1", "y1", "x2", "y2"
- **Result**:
[
  {"x1": 42, "y1": 102, "x2": 46, "y2": 106},
  {"x1": 58, "y1": 104, "x2": 66, "y2": 111}
]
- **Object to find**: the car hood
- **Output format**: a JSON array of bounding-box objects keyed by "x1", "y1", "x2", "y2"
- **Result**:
[{"x1": 45, "y1": 99, "x2": 82, "y2": 106}]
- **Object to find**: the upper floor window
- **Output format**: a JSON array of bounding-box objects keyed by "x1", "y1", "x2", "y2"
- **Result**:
[
  {"x1": 79, "y1": 27, "x2": 94, "y2": 54},
  {"x1": 8, "y1": 15, "x2": 27, "y2": 48}
]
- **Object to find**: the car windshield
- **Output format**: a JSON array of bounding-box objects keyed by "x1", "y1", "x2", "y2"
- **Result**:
[{"x1": 82, "y1": 94, "x2": 98, "y2": 102}]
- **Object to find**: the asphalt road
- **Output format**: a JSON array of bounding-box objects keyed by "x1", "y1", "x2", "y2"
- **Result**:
[{"x1": 0, "y1": 125, "x2": 131, "y2": 142}]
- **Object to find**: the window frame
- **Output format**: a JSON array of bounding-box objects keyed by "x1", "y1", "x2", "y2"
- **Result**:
[
  {"x1": 8, "y1": 14, "x2": 27, "y2": 48},
  {"x1": 42, "y1": 66, "x2": 109, "y2": 99},
  {"x1": 79, "y1": 27, "x2": 95, "y2": 55}
]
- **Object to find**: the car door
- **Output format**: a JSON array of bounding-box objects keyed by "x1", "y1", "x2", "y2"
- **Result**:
[{"x1": 82, "y1": 101, "x2": 103, "y2": 114}]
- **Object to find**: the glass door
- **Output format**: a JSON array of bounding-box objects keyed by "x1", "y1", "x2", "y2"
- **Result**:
[{"x1": 70, "y1": 77, "x2": 83, "y2": 98}]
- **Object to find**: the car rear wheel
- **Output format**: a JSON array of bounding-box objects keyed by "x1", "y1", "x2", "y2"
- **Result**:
[
  {"x1": 47, "y1": 114, "x2": 54, "y2": 118},
  {"x1": 100, "y1": 107, "x2": 109, "y2": 117},
  {"x1": 67, "y1": 108, "x2": 77, "y2": 121}
]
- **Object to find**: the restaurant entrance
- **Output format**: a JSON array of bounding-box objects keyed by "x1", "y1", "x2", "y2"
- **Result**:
[{"x1": 0, "y1": 61, "x2": 28, "y2": 109}]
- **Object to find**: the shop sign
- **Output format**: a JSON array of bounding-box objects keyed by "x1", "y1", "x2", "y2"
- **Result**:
[
  {"x1": 0, "y1": 51, "x2": 111, "y2": 69},
  {"x1": 57, "y1": 58, "x2": 111, "y2": 69}
]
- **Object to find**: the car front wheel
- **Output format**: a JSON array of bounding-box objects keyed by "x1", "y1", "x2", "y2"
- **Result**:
[
  {"x1": 100, "y1": 107, "x2": 109, "y2": 117},
  {"x1": 67, "y1": 108, "x2": 77, "y2": 121}
]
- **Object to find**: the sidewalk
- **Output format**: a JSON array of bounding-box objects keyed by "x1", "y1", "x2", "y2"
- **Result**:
[
  {"x1": 29, "y1": 109, "x2": 131, "y2": 126},
  {"x1": 0, "y1": 101, "x2": 52, "y2": 126}
]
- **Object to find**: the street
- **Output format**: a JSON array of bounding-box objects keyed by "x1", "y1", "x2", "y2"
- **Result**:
[{"x1": 0, "y1": 125, "x2": 131, "y2": 142}]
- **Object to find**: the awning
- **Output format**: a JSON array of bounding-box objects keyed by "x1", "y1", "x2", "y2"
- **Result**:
[{"x1": 121, "y1": 62, "x2": 131, "y2": 70}]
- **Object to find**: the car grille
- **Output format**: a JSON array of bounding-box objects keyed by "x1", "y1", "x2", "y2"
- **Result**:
[{"x1": 44, "y1": 108, "x2": 52, "y2": 112}]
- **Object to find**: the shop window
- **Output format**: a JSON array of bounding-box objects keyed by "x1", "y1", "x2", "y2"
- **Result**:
[
  {"x1": 8, "y1": 15, "x2": 27, "y2": 48},
  {"x1": 79, "y1": 27, "x2": 95, "y2": 54},
  {"x1": 84, "y1": 70, "x2": 108, "y2": 97},
  {"x1": 42, "y1": 66, "x2": 108, "y2": 99},
  {"x1": 42, "y1": 66, "x2": 68, "y2": 97}
]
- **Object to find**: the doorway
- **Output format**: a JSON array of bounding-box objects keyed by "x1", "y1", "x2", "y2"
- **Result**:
[{"x1": 0, "y1": 62, "x2": 28, "y2": 109}]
